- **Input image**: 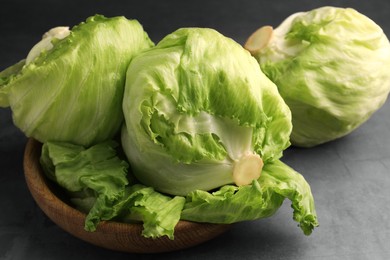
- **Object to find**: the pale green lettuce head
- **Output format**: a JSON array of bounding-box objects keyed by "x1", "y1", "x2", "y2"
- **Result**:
[
  {"x1": 0, "y1": 15, "x2": 154, "y2": 146},
  {"x1": 122, "y1": 27, "x2": 292, "y2": 196},
  {"x1": 249, "y1": 6, "x2": 390, "y2": 147}
]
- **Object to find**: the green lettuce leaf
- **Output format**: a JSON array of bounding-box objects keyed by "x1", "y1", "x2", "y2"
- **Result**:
[
  {"x1": 115, "y1": 185, "x2": 185, "y2": 239},
  {"x1": 40, "y1": 141, "x2": 185, "y2": 239},
  {"x1": 181, "y1": 159, "x2": 318, "y2": 235},
  {"x1": 40, "y1": 141, "x2": 130, "y2": 228},
  {"x1": 41, "y1": 141, "x2": 317, "y2": 237}
]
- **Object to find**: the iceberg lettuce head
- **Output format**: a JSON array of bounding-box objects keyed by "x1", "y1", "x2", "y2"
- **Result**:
[
  {"x1": 246, "y1": 6, "x2": 390, "y2": 147},
  {"x1": 122, "y1": 27, "x2": 293, "y2": 196},
  {"x1": 0, "y1": 15, "x2": 154, "y2": 146}
]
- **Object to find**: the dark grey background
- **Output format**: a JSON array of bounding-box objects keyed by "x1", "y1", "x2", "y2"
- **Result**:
[{"x1": 1, "y1": 0, "x2": 390, "y2": 259}]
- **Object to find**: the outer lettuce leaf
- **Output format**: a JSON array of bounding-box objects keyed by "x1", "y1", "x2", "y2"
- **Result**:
[
  {"x1": 253, "y1": 6, "x2": 390, "y2": 147},
  {"x1": 1, "y1": 15, "x2": 154, "y2": 146},
  {"x1": 40, "y1": 141, "x2": 130, "y2": 228},
  {"x1": 115, "y1": 185, "x2": 185, "y2": 239},
  {"x1": 181, "y1": 159, "x2": 318, "y2": 235},
  {"x1": 81, "y1": 184, "x2": 185, "y2": 240},
  {"x1": 41, "y1": 141, "x2": 317, "y2": 237},
  {"x1": 40, "y1": 141, "x2": 185, "y2": 239}
]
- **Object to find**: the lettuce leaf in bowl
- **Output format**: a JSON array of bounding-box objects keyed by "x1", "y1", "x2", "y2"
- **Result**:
[{"x1": 40, "y1": 141, "x2": 185, "y2": 240}]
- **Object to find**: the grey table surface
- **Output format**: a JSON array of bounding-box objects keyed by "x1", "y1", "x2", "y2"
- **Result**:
[{"x1": 1, "y1": 0, "x2": 390, "y2": 259}]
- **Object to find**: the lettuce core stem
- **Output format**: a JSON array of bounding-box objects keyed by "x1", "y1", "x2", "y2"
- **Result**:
[
  {"x1": 232, "y1": 152, "x2": 264, "y2": 186},
  {"x1": 244, "y1": 26, "x2": 273, "y2": 55}
]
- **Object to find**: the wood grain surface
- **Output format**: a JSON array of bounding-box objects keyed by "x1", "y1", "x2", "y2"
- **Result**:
[{"x1": 23, "y1": 138, "x2": 230, "y2": 254}]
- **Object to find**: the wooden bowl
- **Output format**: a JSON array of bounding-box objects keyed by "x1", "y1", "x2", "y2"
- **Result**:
[{"x1": 23, "y1": 138, "x2": 230, "y2": 253}]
